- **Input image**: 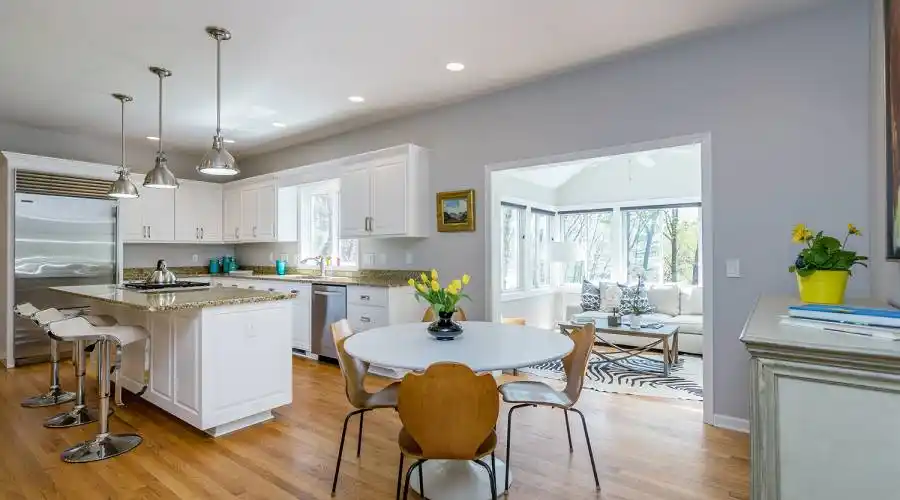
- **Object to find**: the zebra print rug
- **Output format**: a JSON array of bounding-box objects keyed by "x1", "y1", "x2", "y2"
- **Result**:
[{"x1": 520, "y1": 353, "x2": 703, "y2": 401}]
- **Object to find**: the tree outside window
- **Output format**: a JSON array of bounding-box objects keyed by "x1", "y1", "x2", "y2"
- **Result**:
[
  {"x1": 501, "y1": 205, "x2": 523, "y2": 291},
  {"x1": 562, "y1": 211, "x2": 614, "y2": 283},
  {"x1": 300, "y1": 181, "x2": 358, "y2": 267}
]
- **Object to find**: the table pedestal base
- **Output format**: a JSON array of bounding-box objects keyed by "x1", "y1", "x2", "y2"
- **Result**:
[{"x1": 410, "y1": 458, "x2": 509, "y2": 500}]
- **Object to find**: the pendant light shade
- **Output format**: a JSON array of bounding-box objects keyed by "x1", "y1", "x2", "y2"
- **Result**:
[
  {"x1": 144, "y1": 66, "x2": 179, "y2": 189},
  {"x1": 108, "y1": 93, "x2": 139, "y2": 199},
  {"x1": 197, "y1": 27, "x2": 239, "y2": 176}
]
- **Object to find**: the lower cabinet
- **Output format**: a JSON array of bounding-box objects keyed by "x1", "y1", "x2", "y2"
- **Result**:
[{"x1": 346, "y1": 284, "x2": 420, "y2": 378}]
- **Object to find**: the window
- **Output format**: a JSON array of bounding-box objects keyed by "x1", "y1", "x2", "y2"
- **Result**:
[
  {"x1": 532, "y1": 210, "x2": 552, "y2": 288},
  {"x1": 299, "y1": 180, "x2": 358, "y2": 267},
  {"x1": 561, "y1": 210, "x2": 614, "y2": 283},
  {"x1": 625, "y1": 205, "x2": 700, "y2": 284},
  {"x1": 500, "y1": 203, "x2": 524, "y2": 291}
]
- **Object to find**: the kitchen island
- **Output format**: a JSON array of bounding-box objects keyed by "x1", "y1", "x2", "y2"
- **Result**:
[{"x1": 50, "y1": 284, "x2": 294, "y2": 437}]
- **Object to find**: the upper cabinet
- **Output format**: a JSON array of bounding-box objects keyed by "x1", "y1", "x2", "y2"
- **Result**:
[
  {"x1": 224, "y1": 180, "x2": 297, "y2": 243},
  {"x1": 339, "y1": 145, "x2": 429, "y2": 238},
  {"x1": 174, "y1": 181, "x2": 223, "y2": 243},
  {"x1": 119, "y1": 175, "x2": 176, "y2": 243}
]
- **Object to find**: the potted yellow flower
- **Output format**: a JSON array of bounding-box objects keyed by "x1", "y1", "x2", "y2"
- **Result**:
[
  {"x1": 788, "y1": 223, "x2": 867, "y2": 304},
  {"x1": 408, "y1": 269, "x2": 471, "y2": 340}
]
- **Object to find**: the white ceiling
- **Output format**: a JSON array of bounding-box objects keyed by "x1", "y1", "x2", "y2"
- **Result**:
[
  {"x1": 0, "y1": 0, "x2": 821, "y2": 154},
  {"x1": 500, "y1": 144, "x2": 701, "y2": 189}
]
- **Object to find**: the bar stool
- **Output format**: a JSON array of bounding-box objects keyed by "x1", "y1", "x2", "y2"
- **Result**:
[
  {"x1": 14, "y1": 302, "x2": 89, "y2": 408},
  {"x1": 45, "y1": 315, "x2": 149, "y2": 463},
  {"x1": 35, "y1": 309, "x2": 118, "y2": 429}
]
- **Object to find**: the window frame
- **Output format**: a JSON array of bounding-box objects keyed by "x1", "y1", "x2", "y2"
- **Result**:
[
  {"x1": 297, "y1": 179, "x2": 359, "y2": 270},
  {"x1": 499, "y1": 201, "x2": 526, "y2": 293}
]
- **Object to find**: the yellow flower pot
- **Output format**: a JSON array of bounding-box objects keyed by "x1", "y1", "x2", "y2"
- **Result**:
[{"x1": 796, "y1": 270, "x2": 849, "y2": 305}]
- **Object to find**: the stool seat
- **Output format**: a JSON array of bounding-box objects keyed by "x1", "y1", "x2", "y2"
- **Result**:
[{"x1": 94, "y1": 325, "x2": 149, "y2": 346}]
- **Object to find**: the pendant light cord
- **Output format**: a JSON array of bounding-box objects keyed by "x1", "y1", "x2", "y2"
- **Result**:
[
  {"x1": 158, "y1": 72, "x2": 164, "y2": 155},
  {"x1": 216, "y1": 37, "x2": 222, "y2": 137},
  {"x1": 120, "y1": 99, "x2": 126, "y2": 171}
]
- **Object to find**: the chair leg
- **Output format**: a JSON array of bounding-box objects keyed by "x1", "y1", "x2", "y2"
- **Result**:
[
  {"x1": 331, "y1": 408, "x2": 368, "y2": 496},
  {"x1": 357, "y1": 410, "x2": 365, "y2": 457},
  {"x1": 474, "y1": 459, "x2": 498, "y2": 500},
  {"x1": 491, "y1": 451, "x2": 496, "y2": 478},
  {"x1": 505, "y1": 403, "x2": 530, "y2": 492},
  {"x1": 418, "y1": 460, "x2": 425, "y2": 499},
  {"x1": 570, "y1": 408, "x2": 600, "y2": 490},
  {"x1": 396, "y1": 453, "x2": 404, "y2": 500},
  {"x1": 403, "y1": 459, "x2": 424, "y2": 500},
  {"x1": 564, "y1": 409, "x2": 574, "y2": 452}
]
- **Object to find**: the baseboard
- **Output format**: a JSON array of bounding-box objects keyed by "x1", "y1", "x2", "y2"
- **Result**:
[{"x1": 712, "y1": 414, "x2": 749, "y2": 433}]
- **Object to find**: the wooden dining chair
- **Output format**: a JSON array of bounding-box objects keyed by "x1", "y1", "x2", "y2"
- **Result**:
[
  {"x1": 330, "y1": 319, "x2": 400, "y2": 496},
  {"x1": 396, "y1": 362, "x2": 500, "y2": 500},
  {"x1": 421, "y1": 307, "x2": 468, "y2": 322},
  {"x1": 500, "y1": 317, "x2": 527, "y2": 374},
  {"x1": 498, "y1": 323, "x2": 600, "y2": 491}
]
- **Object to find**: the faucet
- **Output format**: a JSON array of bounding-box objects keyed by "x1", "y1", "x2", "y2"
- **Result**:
[{"x1": 300, "y1": 256, "x2": 326, "y2": 276}]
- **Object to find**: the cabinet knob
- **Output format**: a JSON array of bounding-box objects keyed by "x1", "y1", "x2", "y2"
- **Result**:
[
  {"x1": 360, "y1": 295, "x2": 370, "y2": 301},
  {"x1": 360, "y1": 316, "x2": 371, "y2": 323}
]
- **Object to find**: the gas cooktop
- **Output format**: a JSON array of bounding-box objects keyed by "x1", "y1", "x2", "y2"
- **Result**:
[{"x1": 123, "y1": 281, "x2": 209, "y2": 291}]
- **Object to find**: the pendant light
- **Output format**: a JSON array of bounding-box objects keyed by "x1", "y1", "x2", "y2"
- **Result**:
[
  {"x1": 197, "y1": 26, "x2": 239, "y2": 176},
  {"x1": 144, "y1": 66, "x2": 179, "y2": 188},
  {"x1": 107, "y1": 93, "x2": 140, "y2": 199}
]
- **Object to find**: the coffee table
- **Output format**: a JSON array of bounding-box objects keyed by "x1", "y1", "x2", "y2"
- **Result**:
[{"x1": 559, "y1": 320, "x2": 680, "y2": 376}]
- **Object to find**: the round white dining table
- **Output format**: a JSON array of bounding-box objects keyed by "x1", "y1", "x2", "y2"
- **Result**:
[{"x1": 343, "y1": 321, "x2": 574, "y2": 500}]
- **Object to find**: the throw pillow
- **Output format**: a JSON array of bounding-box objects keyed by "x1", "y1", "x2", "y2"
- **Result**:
[
  {"x1": 580, "y1": 280, "x2": 603, "y2": 311},
  {"x1": 646, "y1": 284, "x2": 680, "y2": 316},
  {"x1": 680, "y1": 285, "x2": 704, "y2": 315}
]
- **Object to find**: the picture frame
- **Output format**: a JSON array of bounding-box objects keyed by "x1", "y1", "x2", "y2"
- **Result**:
[
  {"x1": 887, "y1": 0, "x2": 900, "y2": 258},
  {"x1": 436, "y1": 189, "x2": 476, "y2": 232}
]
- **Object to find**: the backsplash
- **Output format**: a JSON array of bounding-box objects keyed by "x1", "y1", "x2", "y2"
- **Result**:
[
  {"x1": 123, "y1": 265, "x2": 427, "y2": 287},
  {"x1": 233, "y1": 239, "x2": 427, "y2": 270},
  {"x1": 124, "y1": 243, "x2": 237, "y2": 268}
]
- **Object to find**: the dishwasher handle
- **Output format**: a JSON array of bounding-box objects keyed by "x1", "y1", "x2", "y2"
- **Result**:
[{"x1": 314, "y1": 290, "x2": 345, "y2": 297}]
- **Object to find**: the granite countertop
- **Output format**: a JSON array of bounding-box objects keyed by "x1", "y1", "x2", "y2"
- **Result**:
[
  {"x1": 207, "y1": 274, "x2": 408, "y2": 287},
  {"x1": 123, "y1": 267, "x2": 421, "y2": 287},
  {"x1": 50, "y1": 285, "x2": 294, "y2": 312}
]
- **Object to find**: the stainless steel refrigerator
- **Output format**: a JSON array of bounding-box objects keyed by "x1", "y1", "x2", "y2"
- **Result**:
[{"x1": 13, "y1": 193, "x2": 117, "y2": 363}]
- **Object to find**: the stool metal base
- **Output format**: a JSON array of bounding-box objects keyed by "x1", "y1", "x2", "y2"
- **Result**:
[
  {"x1": 44, "y1": 406, "x2": 101, "y2": 428},
  {"x1": 21, "y1": 388, "x2": 76, "y2": 408},
  {"x1": 61, "y1": 433, "x2": 142, "y2": 463}
]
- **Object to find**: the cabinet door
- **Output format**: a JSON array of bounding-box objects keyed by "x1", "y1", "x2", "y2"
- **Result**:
[
  {"x1": 339, "y1": 165, "x2": 371, "y2": 238},
  {"x1": 118, "y1": 195, "x2": 145, "y2": 242},
  {"x1": 142, "y1": 186, "x2": 175, "y2": 242},
  {"x1": 223, "y1": 189, "x2": 242, "y2": 241},
  {"x1": 255, "y1": 184, "x2": 277, "y2": 241},
  {"x1": 198, "y1": 183, "x2": 223, "y2": 242},
  {"x1": 174, "y1": 182, "x2": 200, "y2": 242},
  {"x1": 290, "y1": 285, "x2": 311, "y2": 351},
  {"x1": 370, "y1": 158, "x2": 408, "y2": 235},
  {"x1": 240, "y1": 187, "x2": 259, "y2": 240}
]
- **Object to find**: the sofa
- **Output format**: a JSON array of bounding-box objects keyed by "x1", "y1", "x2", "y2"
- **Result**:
[{"x1": 564, "y1": 282, "x2": 704, "y2": 355}]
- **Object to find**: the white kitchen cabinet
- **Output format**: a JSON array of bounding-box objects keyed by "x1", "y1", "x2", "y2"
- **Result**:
[
  {"x1": 287, "y1": 284, "x2": 312, "y2": 352},
  {"x1": 225, "y1": 180, "x2": 295, "y2": 243},
  {"x1": 339, "y1": 165, "x2": 371, "y2": 237},
  {"x1": 175, "y1": 181, "x2": 222, "y2": 243},
  {"x1": 339, "y1": 145, "x2": 429, "y2": 238},
  {"x1": 119, "y1": 175, "x2": 175, "y2": 242},
  {"x1": 223, "y1": 188, "x2": 241, "y2": 241},
  {"x1": 345, "y1": 284, "x2": 420, "y2": 378}
]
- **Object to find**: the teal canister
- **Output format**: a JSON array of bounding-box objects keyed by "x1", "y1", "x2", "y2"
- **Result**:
[{"x1": 209, "y1": 258, "x2": 220, "y2": 274}]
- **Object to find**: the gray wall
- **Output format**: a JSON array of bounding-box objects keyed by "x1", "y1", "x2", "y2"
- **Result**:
[
  {"x1": 0, "y1": 120, "x2": 208, "y2": 181},
  {"x1": 239, "y1": 0, "x2": 872, "y2": 421}
]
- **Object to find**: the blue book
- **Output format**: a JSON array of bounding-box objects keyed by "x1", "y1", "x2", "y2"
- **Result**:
[{"x1": 788, "y1": 304, "x2": 900, "y2": 329}]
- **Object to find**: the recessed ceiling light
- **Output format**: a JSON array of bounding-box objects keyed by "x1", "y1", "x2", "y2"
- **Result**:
[
  {"x1": 223, "y1": 139, "x2": 235, "y2": 144},
  {"x1": 146, "y1": 136, "x2": 160, "y2": 141},
  {"x1": 348, "y1": 96, "x2": 365, "y2": 103},
  {"x1": 445, "y1": 62, "x2": 465, "y2": 72},
  {"x1": 272, "y1": 122, "x2": 286, "y2": 128}
]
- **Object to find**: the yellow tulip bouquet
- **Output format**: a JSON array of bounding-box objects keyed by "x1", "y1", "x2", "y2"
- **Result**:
[
  {"x1": 408, "y1": 269, "x2": 471, "y2": 315},
  {"x1": 409, "y1": 270, "x2": 471, "y2": 338}
]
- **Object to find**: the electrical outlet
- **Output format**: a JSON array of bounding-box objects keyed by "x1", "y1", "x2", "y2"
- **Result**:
[
  {"x1": 192, "y1": 254, "x2": 199, "y2": 263},
  {"x1": 405, "y1": 252, "x2": 414, "y2": 265},
  {"x1": 363, "y1": 253, "x2": 376, "y2": 266}
]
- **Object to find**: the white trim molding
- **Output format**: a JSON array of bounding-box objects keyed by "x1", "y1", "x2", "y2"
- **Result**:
[{"x1": 712, "y1": 414, "x2": 749, "y2": 433}]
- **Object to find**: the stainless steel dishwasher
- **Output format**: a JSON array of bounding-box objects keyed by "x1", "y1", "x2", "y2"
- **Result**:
[{"x1": 310, "y1": 283, "x2": 347, "y2": 359}]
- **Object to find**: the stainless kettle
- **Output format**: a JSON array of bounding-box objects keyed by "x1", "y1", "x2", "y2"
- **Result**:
[{"x1": 147, "y1": 259, "x2": 176, "y2": 284}]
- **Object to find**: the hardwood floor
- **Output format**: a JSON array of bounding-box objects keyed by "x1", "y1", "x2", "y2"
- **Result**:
[{"x1": 0, "y1": 357, "x2": 748, "y2": 499}]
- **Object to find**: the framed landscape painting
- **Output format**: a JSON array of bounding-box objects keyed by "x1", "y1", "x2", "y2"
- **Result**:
[
  {"x1": 888, "y1": 0, "x2": 900, "y2": 258},
  {"x1": 436, "y1": 189, "x2": 476, "y2": 232}
]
